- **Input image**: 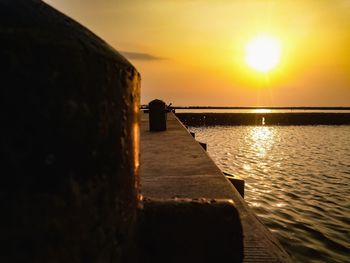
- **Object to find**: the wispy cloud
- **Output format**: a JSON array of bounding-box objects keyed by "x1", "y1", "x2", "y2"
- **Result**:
[{"x1": 120, "y1": 51, "x2": 164, "y2": 61}]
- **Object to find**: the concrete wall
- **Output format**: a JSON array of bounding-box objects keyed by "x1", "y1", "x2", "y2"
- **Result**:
[{"x1": 177, "y1": 113, "x2": 350, "y2": 126}]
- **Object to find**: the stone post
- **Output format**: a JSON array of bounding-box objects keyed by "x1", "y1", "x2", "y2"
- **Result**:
[{"x1": 0, "y1": 0, "x2": 140, "y2": 261}]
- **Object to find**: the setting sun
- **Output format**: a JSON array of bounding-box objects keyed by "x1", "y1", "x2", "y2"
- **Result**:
[
  {"x1": 245, "y1": 35, "x2": 281, "y2": 73},
  {"x1": 46, "y1": 0, "x2": 350, "y2": 106}
]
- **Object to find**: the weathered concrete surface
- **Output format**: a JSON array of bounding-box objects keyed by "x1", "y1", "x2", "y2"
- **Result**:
[
  {"x1": 140, "y1": 112, "x2": 292, "y2": 262},
  {"x1": 1, "y1": 0, "x2": 140, "y2": 262},
  {"x1": 141, "y1": 113, "x2": 235, "y2": 199}
]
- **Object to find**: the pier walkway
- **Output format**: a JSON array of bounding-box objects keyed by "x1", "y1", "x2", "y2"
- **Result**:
[{"x1": 139, "y1": 112, "x2": 291, "y2": 262}]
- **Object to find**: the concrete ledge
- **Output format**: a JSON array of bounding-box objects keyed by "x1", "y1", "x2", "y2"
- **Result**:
[
  {"x1": 140, "y1": 113, "x2": 235, "y2": 199},
  {"x1": 137, "y1": 198, "x2": 243, "y2": 263},
  {"x1": 140, "y1": 112, "x2": 291, "y2": 262},
  {"x1": 225, "y1": 174, "x2": 245, "y2": 198}
]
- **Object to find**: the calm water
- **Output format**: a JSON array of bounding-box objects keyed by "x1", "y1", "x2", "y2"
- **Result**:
[{"x1": 190, "y1": 125, "x2": 350, "y2": 263}]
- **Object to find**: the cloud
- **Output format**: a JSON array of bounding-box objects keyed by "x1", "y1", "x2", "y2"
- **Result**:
[{"x1": 120, "y1": 51, "x2": 164, "y2": 61}]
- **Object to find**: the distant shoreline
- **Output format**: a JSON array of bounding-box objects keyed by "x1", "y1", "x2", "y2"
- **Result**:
[
  {"x1": 175, "y1": 106, "x2": 350, "y2": 111},
  {"x1": 141, "y1": 105, "x2": 350, "y2": 110},
  {"x1": 176, "y1": 112, "x2": 350, "y2": 126}
]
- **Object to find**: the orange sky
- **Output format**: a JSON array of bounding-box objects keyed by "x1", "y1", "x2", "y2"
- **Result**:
[{"x1": 45, "y1": 0, "x2": 350, "y2": 106}]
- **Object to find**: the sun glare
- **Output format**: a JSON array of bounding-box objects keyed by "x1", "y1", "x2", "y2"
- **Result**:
[{"x1": 245, "y1": 35, "x2": 281, "y2": 73}]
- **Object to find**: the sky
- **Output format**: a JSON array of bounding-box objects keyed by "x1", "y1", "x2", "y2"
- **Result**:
[{"x1": 45, "y1": 0, "x2": 350, "y2": 106}]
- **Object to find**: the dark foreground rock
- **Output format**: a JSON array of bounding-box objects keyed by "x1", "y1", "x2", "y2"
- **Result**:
[{"x1": 0, "y1": 0, "x2": 140, "y2": 262}]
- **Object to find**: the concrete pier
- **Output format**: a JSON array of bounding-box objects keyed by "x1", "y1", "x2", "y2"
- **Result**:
[{"x1": 139, "y1": 112, "x2": 291, "y2": 262}]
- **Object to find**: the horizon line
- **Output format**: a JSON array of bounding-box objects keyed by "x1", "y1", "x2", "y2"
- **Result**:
[{"x1": 141, "y1": 105, "x2": 350, "y2": 110}]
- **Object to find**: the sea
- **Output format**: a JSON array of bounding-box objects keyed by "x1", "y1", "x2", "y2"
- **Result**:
[{"x1": 188, "y1": 111, "x2": 350, "y2": 263}]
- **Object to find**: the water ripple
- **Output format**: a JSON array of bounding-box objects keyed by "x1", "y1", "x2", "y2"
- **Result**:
[{"x1": 190, "y1": 125, "x2": 350, "y2": 263}]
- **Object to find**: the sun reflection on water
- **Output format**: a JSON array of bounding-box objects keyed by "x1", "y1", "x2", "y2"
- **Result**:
[
  {"x1": 248, "y1": 126, "x2": 276, "y2": 157},
  {"x1": 190, "y1": 125, "x2": 350, "y2": 263}
]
